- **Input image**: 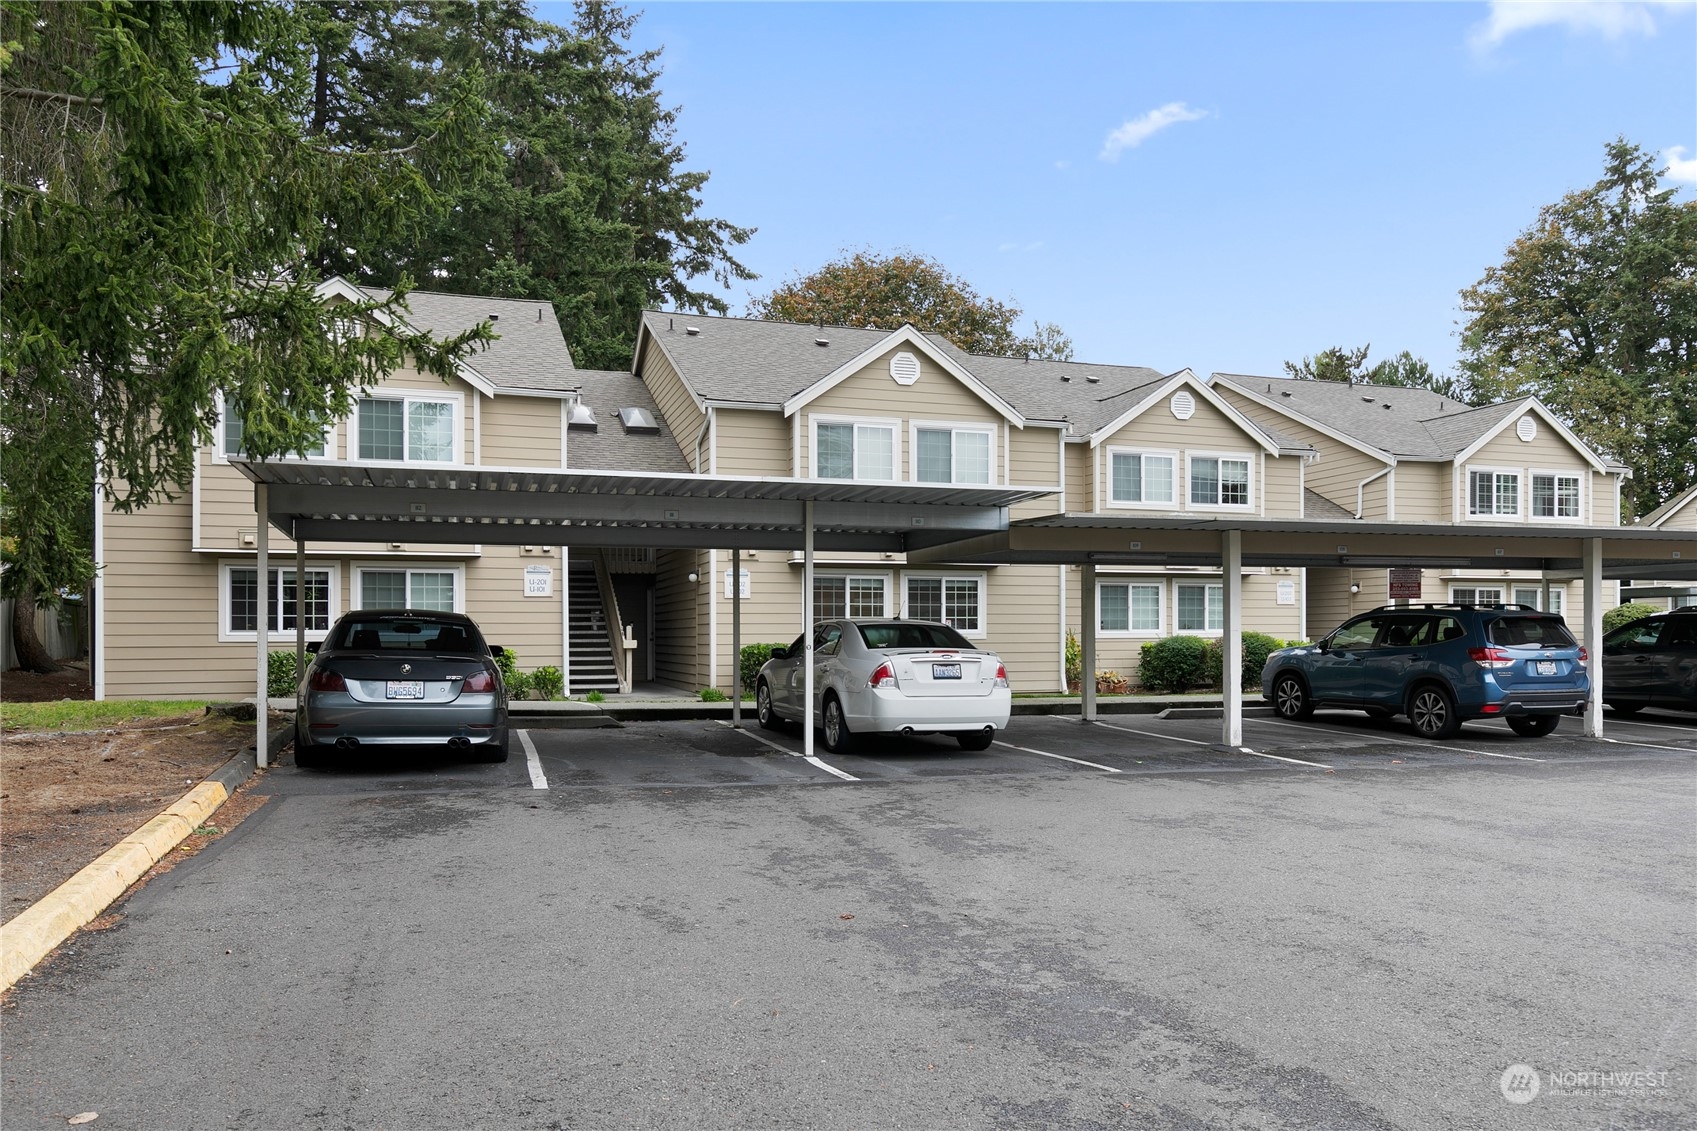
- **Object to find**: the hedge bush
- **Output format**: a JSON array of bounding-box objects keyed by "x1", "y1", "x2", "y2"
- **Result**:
[
  {"x1": 1603, "y1": 602, "x2": 1663, "y2": 634},
  {"x1": 530, "y1": 665, "x2": 565, "y2": 700},
  {"x1": 1137, "y1": 636, "x2": 1210, "y2": 692},
  {"x1": 267, "y1": 650, "x2": 299, "y2": 698},
  {"x1": 1203, "y1": 631, "x2": 1286, "y2": 690},
  {"x1": 494, "y1": 649, "x2": 529, "y2": 697},
  {"x1": 740, "y1": 642, "x2": 788, "y2": 690}
]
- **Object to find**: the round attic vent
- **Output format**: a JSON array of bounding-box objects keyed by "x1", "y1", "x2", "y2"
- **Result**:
[
  {"x1": 890, "y1": 351, "x2": 921, "y2": 386},
  {"x1": 1516, "y1": 415, "x2": 1537, "y2": 442},
  {"x1": 1171, "y1": 390, "x2": 1196, "y2": 420}
]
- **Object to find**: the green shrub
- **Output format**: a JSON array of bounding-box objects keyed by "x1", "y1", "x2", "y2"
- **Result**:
[
  {"x1": 530, "y1": 665, "x2": 565, "y2": 700},
  {"x1": 267, "y1": 650, "x2": 300, "y2": 698},
  {"x1": 740, "y1": 642, "x2": 788, "y2": 690},
  {"x1": 1137, "y1": 636, "x2": 1210, "y2": 693},
  {"x1": 1064, "y1": 629, "x2": 1082, "y2": 690},
  {"x1": 585, "y1": 690, "x2": 605, "y2": 703},
  {"x1": 1603, "y1": 602, "x2": 1662, "y2": 633},
  {"x1": 699, "y1": 687, "x2": 728, "y2": 702},
  {"x1": 1202, "y1": 632, "x2": 1286, "y2": 690}
]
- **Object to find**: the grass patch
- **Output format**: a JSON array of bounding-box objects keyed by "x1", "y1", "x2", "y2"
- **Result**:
[{"x1": 0, "y1": 699, "x2": 210, "y2": 732}]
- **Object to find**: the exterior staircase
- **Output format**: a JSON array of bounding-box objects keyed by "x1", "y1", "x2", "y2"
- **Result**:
[{"x1": 567, "y1": 559, "x2": 621, "y2": 694}]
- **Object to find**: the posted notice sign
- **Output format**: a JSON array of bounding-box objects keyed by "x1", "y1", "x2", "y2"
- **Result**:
[
  {"x1": 524, "y1": 565, "x2": 554, "y2": 598},
  {"x1": 1387, "y1": 567, "x2": 1422, "y2": 600}
]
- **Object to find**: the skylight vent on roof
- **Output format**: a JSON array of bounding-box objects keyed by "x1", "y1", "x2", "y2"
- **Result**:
[
  {"x1": 685, "y1": 326, "x2": 700, "y2": 336},
  {"x1": 1361, "y1": 395, "x2": 1375, "y2": 403},
  {"x1": 567, "y1": 403, "x2": 598, "y2": 432},
  {"x1": 815, "y1": 337, "x2": 829, "y2": 347},
  {"x1": 1085, "y1": 374, "x2": 1100, "y2": 384},
  {"x1": 618, "y1": 406, "x2": 660, "y2": 434}
]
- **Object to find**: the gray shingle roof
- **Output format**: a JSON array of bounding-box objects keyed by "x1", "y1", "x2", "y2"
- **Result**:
[
  {"x1": 565, "y1": 369, "x2": 693, "y2": 474},
  {"x1": 1304, "y1": 488, "x2": 1357, "y2": 520},
  {"x1": 1210, "y1": 372, "x2": 1524, "y2": 459},
  {"x1": 1637, "y1": 484, "x2": 1697, "y2": 527},
  {"x1": 362, "y1": 286, "x2": 577, "y2": 392}
]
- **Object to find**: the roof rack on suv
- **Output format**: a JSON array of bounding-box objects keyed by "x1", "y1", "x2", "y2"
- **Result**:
[{"x1": 1367, "y1": 603, "x2": 1542, "y2": 613}]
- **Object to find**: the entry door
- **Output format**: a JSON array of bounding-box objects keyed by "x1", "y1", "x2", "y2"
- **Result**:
[{"x1": 611, "y1": 576, "x2": 654, "y2": 683}]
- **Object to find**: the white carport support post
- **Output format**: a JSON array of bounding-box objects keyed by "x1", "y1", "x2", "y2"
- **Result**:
[
  {"x1": 1080, "y1": 563, "x2": 1097, "y2": 723},
  {"x1": 731, "y1": 547, "x2": 742, "y2": 728},
  {"x1": 255, "y1": 483, "x2": 270, "y2": 768},
  {"x1": 295, "y1": 536, "x2": 307, "y2": 701},
  {"x1": 803, "y1": 503, "x2": 815, "y2": 759},
  {"x1": 1583, "y1": 537, "x2": 1603, "y2": 738},
  {"x1": 1222, "y1": 529, "x2": 1243, "y2": 747}
]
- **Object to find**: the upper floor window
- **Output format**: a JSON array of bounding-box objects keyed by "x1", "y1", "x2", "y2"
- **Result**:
[
  {"x1": 814, "y1": 419, "x2": 895, "y2": 480},
  {"x1": 1531, "y1": 472, "x2": 1581, "y2": 520},
  {"x1": 1109, "y1": 450, "x2": 1175, "y2": 505},
  {"x1": 1451, "y1": 585, "x2": 1503, "y2": 605},
  {"x1": 1469, "y1": 469, "x2": 1519, "y2": 517},
  {"x1": 915, "y1": 425, "x2": 992, "y2": 485},
  {"x1": 219, "y1": 394, "x2": 328, "y2": 460},
  {"x1": 1189, "y1": 455, "x2": 1250, "y2": 508},
  {"x1": 357, "y1": 394, "x2": 458, "y2": 464}
]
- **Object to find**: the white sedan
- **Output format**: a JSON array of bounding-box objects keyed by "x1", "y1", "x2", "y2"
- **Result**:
[{"x1": 755, "y1": 619, "x2": 1012, "y2": 753}]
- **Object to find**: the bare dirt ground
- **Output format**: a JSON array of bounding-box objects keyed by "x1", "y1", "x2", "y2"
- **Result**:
[{"x1": 1, "y1": 663, "x2": 274, "y2": 927}]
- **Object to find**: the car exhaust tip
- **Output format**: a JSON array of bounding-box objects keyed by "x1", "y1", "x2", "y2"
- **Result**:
[
  {"x1": 448, "y1": 736, "x2": 470, "y2": 750},
  {"x1": 335, "y1": 736, "x2": 360, "y2": 750},
  {"x1": 900, "y1": 726, "x2": 915, "y2": 737}
]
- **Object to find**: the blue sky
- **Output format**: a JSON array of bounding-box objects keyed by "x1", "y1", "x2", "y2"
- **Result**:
[{"x1": 539, "y1": 1, "x2": 1695, "y2": 378}]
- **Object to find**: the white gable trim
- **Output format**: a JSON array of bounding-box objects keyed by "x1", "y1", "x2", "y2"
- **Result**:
[
  {"x1": 1089, "y1": 370, "x2": 1281, "y2": 455},
  {"x1": 781, "y1": 324, "x2": 1025, "y2": 427},
  {"x1": 1453, "y1": 398, "x2": 1608, "y2": 473},
  {"x1": 1205, "y1": 374, "x2": 1396, "y2": 465},
  {"x1": 1646, "y1": 485, "x2": 1697, "y2": 529},
  {"x1": 317, "y1": 277, "x2": 500, "y2": 399}
]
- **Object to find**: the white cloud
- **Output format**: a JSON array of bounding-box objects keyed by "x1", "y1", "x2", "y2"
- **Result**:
[
  {"x1": 1469, "y1": 1, "x2": 1685, "y2": 50},
  {"x1": 997, "y1": 240, "x2": 1046, "y2": 253},
  {"x1": 1098, "y1": 102, "x2": 1209, "y2": 162},
  {"x1": 1664, "y1": 145, "x2": 1697, "y2": 185}
]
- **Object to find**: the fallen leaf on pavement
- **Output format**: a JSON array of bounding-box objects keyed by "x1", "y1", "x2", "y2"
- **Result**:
[{"x1": 68, "y1": 1114, "x2": 98, "y2": 1126}]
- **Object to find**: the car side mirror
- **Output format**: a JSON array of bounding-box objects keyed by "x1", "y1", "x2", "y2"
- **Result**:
[
  {"x1": 1315, "y1": 638, "x2": 1330, "y2": 653},
  {"x1": 770, "y1": 646, "x2": 788, "y2": 659},
  {"x1": 306, "y1": 641, "x2": 320, "y2": 655},
  {"x1": 489, "y1": 645, "x2": 506, "y2": 657}
]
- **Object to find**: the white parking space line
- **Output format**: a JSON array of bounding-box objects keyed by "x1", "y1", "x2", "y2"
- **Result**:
[
  {"x1": 993, "y1": 740, "x2": 1122, "y2": 773},
  {"x1": 1236, "y1": 747, "x2": 1333, "y2": 770},
  {"x1": 1251, "y1": 717, "x2": 1544, "y2": 762},
  {"x1": 1597, "y1": 736, "x2": 1697, "y2": 754},
  {"x1": 1600, "y1": 716, "x2": 1697, "y2": 734},
  {"x1": 1085, "y1": 720, "x2": 1217, "y2": 748},
  {"x1": 716, "y1": 721, "x2": 860, "y2": 781},
  {"x1": 517, "y1": 730, "x2": 547, "y2": 789}
]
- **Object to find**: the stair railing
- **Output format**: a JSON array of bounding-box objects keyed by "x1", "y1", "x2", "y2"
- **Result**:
[{"x1": 591, "y1": 552, "x2": 632, "y2": 694}]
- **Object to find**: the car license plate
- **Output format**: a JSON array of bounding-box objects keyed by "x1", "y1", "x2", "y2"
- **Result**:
[
  {"x1": 386, "y1": 680, "x2": 425, "y2": 699},
  {"x1": 1535, "y1": 661, "x2": 1557, "y2": 676},
  {"x1": 932, "y1": 663, "x2": 962, "y2": 680}
]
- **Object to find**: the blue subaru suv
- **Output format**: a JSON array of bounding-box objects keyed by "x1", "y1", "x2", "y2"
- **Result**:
[{"x1": 1261, "y1": 604, "x2": 1589, "y2": 739}]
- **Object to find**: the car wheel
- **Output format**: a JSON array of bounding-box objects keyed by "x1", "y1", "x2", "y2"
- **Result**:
[
  {"x1": 821, "y1": 695, "x2": 854, "y2": 754},
  {"x1": 1272, "y1": 673, "x2": 1314, "y2": 720},
  {"x1": 956, "y1": 729, "x2": 994, "y2": 752},
  {"x1": 1607, "y1": 700, "x2": 1645, "y2": 716},
  {"x1": 1407, "y1": 684, "x2": 1461, "y2": 739},
  {"x1": 1506, "y1": 716, "x2": 1560, "y2": 738},
  {"x1": 293, "y1": 723, "x2": 324, "y2": 769},
  {"x1": 756, "y1": 681, "x2": 782, "y2": 731}
]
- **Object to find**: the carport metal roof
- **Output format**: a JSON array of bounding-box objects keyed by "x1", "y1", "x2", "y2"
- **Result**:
[
  {"x1": 229, "y1": 459, "x2": 1055, "y2": 551},
  {"x1": 908, "y1": 513, "x2": 1696, "y2": 579}
]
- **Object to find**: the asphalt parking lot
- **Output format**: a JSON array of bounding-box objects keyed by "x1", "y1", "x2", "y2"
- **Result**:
[{"x1": 3, "y1": 708, "x2": 1693, "y2": 1130}]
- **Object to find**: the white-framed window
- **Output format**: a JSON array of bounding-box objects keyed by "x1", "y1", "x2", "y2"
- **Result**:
[
  {"x1": 353, "y1": 565, "x2": 465, "y2": 612},
  {"x1": 218, "y1": 562, "x2": 339, "y2": 642},
  {"x1": 1513, "y1": 586, "x2": 1565, "y2": 615},
  {"x1": 1468, "y1": 468, "x2": 1520, "y2": 518},
  {"x1": 1530, "y1": 471, "x2": 1582, "y2": 521},
  {"x1": 215, "y1": 392, "x2": 332, "y2": 462},
  {"x1": 813, "y1": 573, "x2": 890, "y2": 620},
  {"x1": 1174, "y1": 582, "x2": 1224, "y2": 633},
  {"x1": 1673, "y1": 595, "x2": 1697, "y2": 609},
  {"x1": 1099, "y1": 580, "x2": 1163, "y2": 635},
  {"x1": 812, "y1": 416, "x2": 897, "y2": 481},
  {"x1": 356, "y1": 393, "x2": 461, "y2": 464},
  {"x1": 902, "y1": 573, "x2": 986, "y2": 637},
  {"x1": 912, "y1": 421, "x2": 994, "y2": 485},
  {"x1": 1451, "y1": 585, "x2": 1504, "y2": 606},
  {"x1": 1187, "y1": 453, "x2": 1252, "y2": 509},
  {"x1": 1107, "y1": 448, "x2": 1176, "y2": 506}
]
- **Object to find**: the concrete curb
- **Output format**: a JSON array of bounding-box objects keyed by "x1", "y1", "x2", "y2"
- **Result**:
[{"x1": 0, "y1": 724, "x2": 287, "y2": 992}]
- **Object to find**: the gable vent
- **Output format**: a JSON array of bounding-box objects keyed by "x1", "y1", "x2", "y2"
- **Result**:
[
  {"x1": 1516, "y1": 415, "x2": 1537, "y2": 442},
  {"x1": 1171, "y1": 390, "x2": 1196, "y2": 420},
  {"x1": 889, "y1": 351, "x2": 921, "y2": 385},
  {"x1": 567, "y1": 403, "x2": 598, "y2": 432},
  {"x1": 617, "y1": 406, "x2": 660, "y2": 434}
]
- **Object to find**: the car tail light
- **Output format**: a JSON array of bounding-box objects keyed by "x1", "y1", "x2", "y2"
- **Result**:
[
  {"x1": 993, "y1": 662, "x2": 1009, "y2": 689},
  {"x1": 309, "y1": 668, "x2": 347, "y2": 692},
  {"x1": 1578, "y1": 646, "x2": 1588, "y2": 662},
  {"x1": 463, "y1": 670, "x2": 495, "y2": 693},
  {"x1": 1467, "y1": 646, "x2": 1515, "y2": 670},
  {"x1": 868, "y1": 661, "x2": 896, "y2": 689}
]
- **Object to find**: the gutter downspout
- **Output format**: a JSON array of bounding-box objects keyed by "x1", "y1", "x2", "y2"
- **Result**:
[{"x1": 1355, "y1": 463, "x2": 1394, "y2": 519}]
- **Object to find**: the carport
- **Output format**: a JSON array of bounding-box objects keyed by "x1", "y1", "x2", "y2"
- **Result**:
[
  {"x1": 231, "y1": 459, "x2": 1053, "y2": 766},
  {"x1": 908, "y1": 515, "x2": 1697, "y2": 744}
]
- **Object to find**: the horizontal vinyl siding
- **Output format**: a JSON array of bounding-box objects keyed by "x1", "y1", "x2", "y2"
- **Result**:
[
  {"x1": 463, "y1": 547, "x2": 564, "y2": 670},
  {"x1": 1262, "y1": 457, "x2": 1302, "y2": 519},
  {"x1": 1009, "y1": 426, "x2": 1064, "y2": 520},
  {"x1": 714, "y1": 409, "x2": 790, "y2": 477},
  {"x1": 1393, "y1": 464, "x2": 1447, "y2": 523},
  {"x1": 481, "y1": 396, "x2": 562, "y2": 468},
  {"x1": 653, "y1": 548, "x2": 701, "y2": 689},
  {"x1": 640, "y1": 340, "x2": 705, "y2": 471},
  {"x1": 1214, "y1": 391, "x2": 1390, "y2": 518},
  {"x1": 985, "y1": 565, "x2": 1063, "y2": 692},
  {"x1": 1065, "y1": 443, "x2": 1091, "y2": 513}
]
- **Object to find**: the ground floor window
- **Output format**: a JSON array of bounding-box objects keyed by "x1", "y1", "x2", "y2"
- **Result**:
[
  {"x1": 1675, "y1": 595, "x2": 1697, "y2": 610},
  {"x1": 1175, "y1": 583, "x2": 1224, "y2": 633},
  {"x1": 222, "y1": 565, "x2": 334, "y2": 640},
  {"x1": 1099, "y1": 581, "x2": 1162, "y2": 634},
  {"x1": 1451, "y1": 586, "x2": 1504, "y2": 606},
  {"x1": 903, "y1": 575, "x2": 984, "y2": 635},
  {"x1": 356, "y1": 567, "x2": 461, "y2": 612},
  {"x1": 1512, "y1": 586, "x2": 1564, "y2": 615},
  {"x1": 813, "y1": 574, "x2": 889, "y2": 620}
]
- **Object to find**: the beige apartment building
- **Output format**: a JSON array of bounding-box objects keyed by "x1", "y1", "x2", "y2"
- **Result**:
[{"x1": 94, "y1": 282, "x2": 1641, "y2": 699}]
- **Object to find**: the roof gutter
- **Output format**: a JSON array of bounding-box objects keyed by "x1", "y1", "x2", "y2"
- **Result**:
[{"x1": 1356, "y1": 463, "x2": 1395, "y2": 519}]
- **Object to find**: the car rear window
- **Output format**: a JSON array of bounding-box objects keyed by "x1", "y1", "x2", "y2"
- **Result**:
[
  {"x1": 334, "y1": 618, "x2": 485, "y2": 653},
  {"x1": 856, "y1": 622, "x2": 975, "y2": 650},
  {"x1": 1487, "y1": 616, "x2": 1576, "y2": 647}
]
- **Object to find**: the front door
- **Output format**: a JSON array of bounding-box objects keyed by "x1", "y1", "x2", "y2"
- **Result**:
[{"x1": 611, "y1": 576, "x2": 654, "y2": 683}]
